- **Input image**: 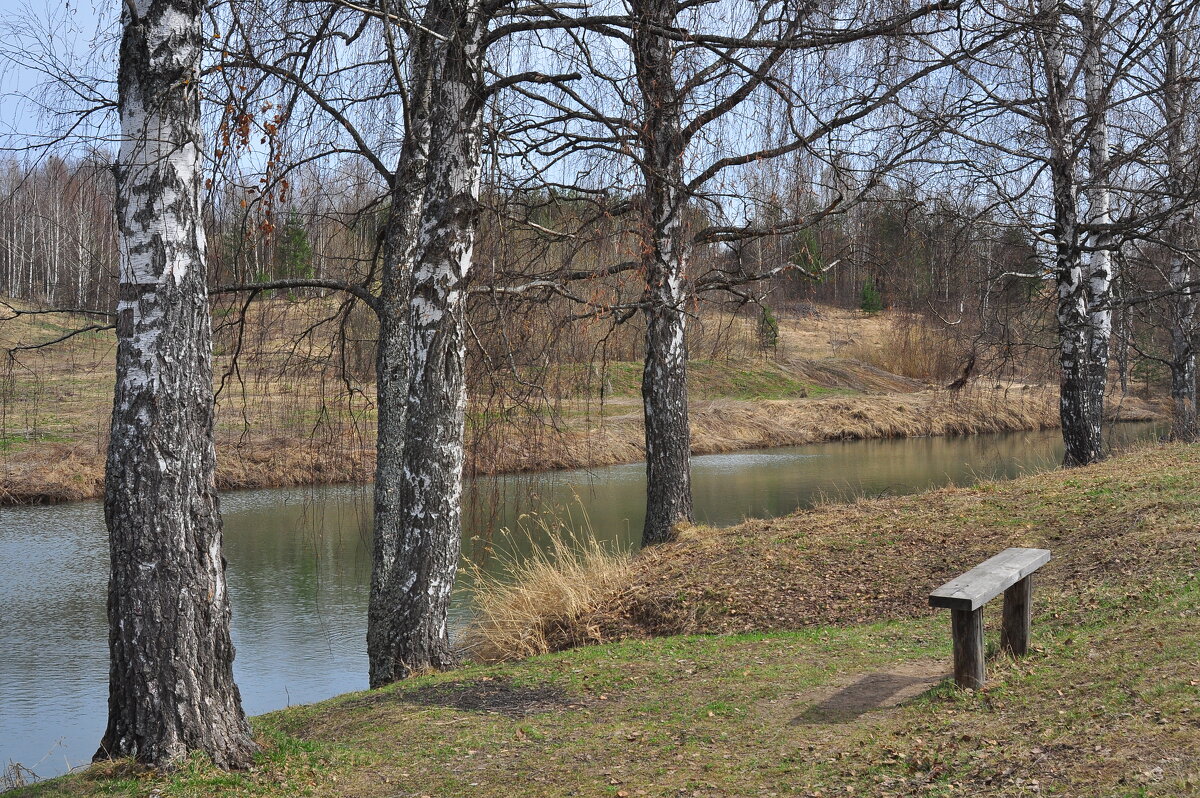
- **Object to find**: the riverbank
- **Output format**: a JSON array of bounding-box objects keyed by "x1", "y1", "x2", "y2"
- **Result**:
[
  {"x1": 471, "y1": 439, "x2": 1200, "y2": 659},
  {"x1": 0, "y1": 385, "x2": 1163, "y2": 505},
  {"x1": 12, "y1": 443, "x2": 1200, "y2": 796},
  {"x1": 0, "y1": 302, "x2": 1166, "y2": 505}
]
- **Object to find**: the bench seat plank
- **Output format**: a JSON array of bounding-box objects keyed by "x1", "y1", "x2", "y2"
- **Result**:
[{"x1": 929, "y1": 547, "x2": 1051, "y2": 611}]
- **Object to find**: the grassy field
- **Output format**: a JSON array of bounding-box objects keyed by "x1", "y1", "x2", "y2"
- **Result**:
[
  {"x1": 0, "y1": 301, "x2": 1165, "y2": 504},
  {"x1": 12, "y1": 443, "x2": 1200, "y2": 797}
]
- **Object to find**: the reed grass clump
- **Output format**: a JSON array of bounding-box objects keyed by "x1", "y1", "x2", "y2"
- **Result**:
[{"x1": 462, "y1": 509, "x2": 632, "y2": 664}]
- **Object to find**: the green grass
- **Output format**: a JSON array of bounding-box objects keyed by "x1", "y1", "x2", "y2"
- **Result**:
[
  {"x1": 497, "y1": 357, "x2": 855, "y2": 402},
  {"x1": 0, "y1": 430, "x2": 71, "y2": 452},
  {"x1": 597, "y1": 358, "x2": 852, "y2": 400},
  {"x1": 17, "y1": 574, "x2": 1200, "y2": 796}
]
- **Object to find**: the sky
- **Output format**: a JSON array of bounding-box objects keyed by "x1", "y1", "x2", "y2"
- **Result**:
[{"x1": 0, "y1": 0, "x2": 116, "y2": 152}]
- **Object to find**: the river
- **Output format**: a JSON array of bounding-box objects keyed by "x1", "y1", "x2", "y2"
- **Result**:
[{"x1": 0, "y1": 423, "x2": 1160, "y2": 777}]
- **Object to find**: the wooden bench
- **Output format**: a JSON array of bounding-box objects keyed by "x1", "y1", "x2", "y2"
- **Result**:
[{"x1": 929, "y1": 547, "x2": 1051, "y2": 689}]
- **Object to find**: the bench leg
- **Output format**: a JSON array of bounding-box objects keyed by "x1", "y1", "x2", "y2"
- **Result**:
[
  {"x1": 951, "y1": 607, "x2": 985, "y2": 689},
  {"x1": 1001, "y1": 575, "x2": 1033, "y2": 657}
]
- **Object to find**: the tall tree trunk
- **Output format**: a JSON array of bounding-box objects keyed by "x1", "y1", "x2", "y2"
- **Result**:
[
  {"x1": 1055, "y1": 208, "x2": 1103, "y2": 465},
  {"x1": 1169, "y1": 302, "x2": 1198, "y2": 439},
  {"x1": 1043, "y1": 0, "x2": 1104, "y2": 467},
  {"x1": 1163, "y1": 0, "x2": 1199, "y2": 441},
  {"x1": 367, "y1": 269, "x2": 415, "y2": 683},
  {"x1": 634, "y1": 0, "x2": 695, "y2": 547},
  {"x1": 367, "y1": 44, "x2": 433, "y2": 684},
  {"x1": 369, "y1": 0, "x2": 485, "y2": 687},
  {"x1": 1079, "y1": 0, "x2": 1113, "y2": 463},
  {"x1": 98, "y1": 0, "x2": 255, "y2": 769}
]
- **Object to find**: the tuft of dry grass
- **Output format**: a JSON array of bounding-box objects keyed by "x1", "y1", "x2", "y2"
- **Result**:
[{"x1": 463, "y1": 508, "x2": 631, "y2": 663}]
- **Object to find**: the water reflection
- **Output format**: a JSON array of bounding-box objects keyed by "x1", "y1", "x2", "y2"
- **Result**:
[{"x1": 0, "y1": 423, "x2": 1160, "y2": 775}]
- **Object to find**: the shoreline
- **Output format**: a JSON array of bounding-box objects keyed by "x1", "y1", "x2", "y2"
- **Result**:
[
  {"x1": 0, "y1": 386, "x2": 1165, "y2": 507},
  {"x1": 465, "y1": 438, "x2": 1199, "y2": 664}
]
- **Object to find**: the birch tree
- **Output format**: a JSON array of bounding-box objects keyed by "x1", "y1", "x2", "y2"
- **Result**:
[
  {"x1": 98, "y1": 0, "x2": 256, "y2": 768},
  {"x1": 367, "y1": 0, "x2": 488, "y2": 684},
  {"x1": 1074, "y1": 0, "x2": 1115, "y2": 465},
  {"x1": 938, "y1": 0, "x2": 1199, "y2": 465},
  {"x1": 534, "y1": 0, "x2": 964, "y2": 544},
  {"x1": 1040, "y1": 0, "x2": 1110, "y2": 466},
  {"x1": 1160, "y1": 0, "x2": 1200, "y2": 440},
  {"x1": 215, "y1": 0, "x2": 591, "y2": 684}
]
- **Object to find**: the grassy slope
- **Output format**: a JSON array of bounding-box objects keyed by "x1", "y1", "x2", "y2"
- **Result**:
[
  {"x1": 0, "y1": 302, "x2": 1163, "y2": 505},
  {"x1": 554, "y1": 441, "x2": 1197, "y2": 645},
  {"x1": 16, "y1": 444, "x2": 1200, "y2": 797},
  {"x1": 595, "y1": 358, "x2": 858, "y2": 400}
]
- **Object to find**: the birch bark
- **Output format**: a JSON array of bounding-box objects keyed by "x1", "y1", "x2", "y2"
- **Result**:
[
  {"x1": 369, "y1": 0, "x2": 485, "y2": 686},
  {"x1": 1077, "y1": 0, "x2": 1113, "y2": 464},
  {"x1": 1163, "y1": 0, "x2": 1199, "y2": 441},
  {"x1": 98, "y1": 0, "x2": 256, "y2": 768},
  {"x1": 633, "y1": 0, "x2": 695, "y2": 546},
  {"x1": 367, "y1": 29, "x2": 434, "y2": 685},
  {"x1": 1043, "y1": 0, "x2": 1106, "y2": 466}
]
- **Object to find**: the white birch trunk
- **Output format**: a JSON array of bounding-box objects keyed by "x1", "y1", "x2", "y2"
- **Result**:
[
  {"x1": 634, "y1": 0, "x2": 695, "y2": 546},
  {"x1": 1163, "y1": 0, "x2": 1199, "y2": 440},
  {"x1": 1044, "y1": 0, "x2": 1105, "y2": 466},
  {"x1": 368, "y1": 0, "x2": 485, "y2": 686},
  {"x1": 98, "y1": 0, "x2": 256, "y2": 769},
  {"x1": 1080, "y1": 0, "x2": 1113, "y2": 460},
  {"x1": 367, "y1": 25, "x2": 433, "y2": 686}
]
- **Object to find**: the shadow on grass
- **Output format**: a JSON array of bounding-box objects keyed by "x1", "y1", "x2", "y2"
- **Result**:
[{"x1": 790, "y1": 669, "x2": 945, "y2": 724}]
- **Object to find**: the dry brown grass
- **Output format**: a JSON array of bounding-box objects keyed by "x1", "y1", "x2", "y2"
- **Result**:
[
  {"x1": 1, "y1": 300, "x2": 380, "y2": 503},
  {"x1": 689, "y1": 385, "x2": 1060, "y2": 445},
  {"x1": 840, "y1": 316, "x2": 967, "y2": 382},
  {"x1": 773, "y1": 305, "x2": 904, "y2": 360},
  {"x1": 0, "y1": 443, "x2": 104, "y2": 504},
  {"x1": 0, "y1": 379, "x2": 1162, "y2": 504},
  {"x1": 776, "y1": 355, "x2": 928, "y2": 393},
  {"x1": 0, "y1": 438, "x2": 376, "y2": 504},
  {"x1": 0, "y1": 299, "x2": 1166, "y2": 505},
  {"x1": 475, "y1": 384, "x2": 1160, "y2": 479},
  {"x1": 485, "y1": 441, "x2": 1200, "y2": 658},
  {"x1": 463, "y1": 512, "x2": 631, "y2": 663}
]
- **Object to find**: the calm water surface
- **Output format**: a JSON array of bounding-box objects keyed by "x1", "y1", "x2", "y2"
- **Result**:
[{"x1": 0, "y1": 424, "x2": 1159, "y2": 776}]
